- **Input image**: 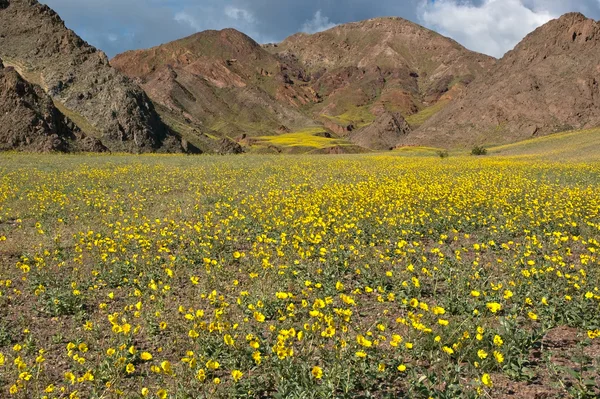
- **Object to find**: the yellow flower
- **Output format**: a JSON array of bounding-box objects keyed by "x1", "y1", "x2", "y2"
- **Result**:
[
  {"x1": 527, "y1": 311, "x2": 538, "y2": 320},
  {"x1": 493, "y1": 351, "x2": 504, "y2": 364},
  {"x1": 432, "y1": 306, "x2": 446, "y2": 315},
  {"x1": 141, "y1": 387, "x2": 149, "y2": 397},
  {"x1": 481, "y1": 373, "x2": 493, "y2": 387},
  {"x1": 442, "y1": 346, "x2": 454, "y2": 355},
  {"x1": 224, "y1": 334, "x2": 235, "y2": 346},
  {"x1": 254, "y1": 311, "x2": 266, "y2": 322},
  {"x1": 197, "y1": 369, "x2": 206, "y2": 381},
  {"x1": 231, "y1": 369, "x2": 243, "y2": 382},
  {"x1": 493, "y1": 335, "x2": 504, "y2": 347},
  {"x1": 140, "y1": 352, "x2": 153, "y2": 361},
  {"x1": 356, "y1": 335, "x2": 373, "y2": 348},
  {"x1": 355, "y1": 351, "x2": 367, "y2": 358},
  {"x1": 157, "y1": 389, "x2": 168, "y2": 399},
  {"x1": 477, "y1": 349, "x2": 488, "y2": 359},
  {"x1": 311, "y1": 366, "x2": 323, "y2": 379},
  {"x1": 206, "y1": 359, "x2": 220, "y2": 370},
  {"x1": 126, "y1": 363, "x2": 135, "y2": 374},
  {"x1": 397, "y1": 364, "x2": 407, "y2": 372},
  {"x1": 486, "y1": 302, "x2": 502, "y2": 313},
  {"x1": 161, "y1": 361, "x2": 173, "y2": 374}
]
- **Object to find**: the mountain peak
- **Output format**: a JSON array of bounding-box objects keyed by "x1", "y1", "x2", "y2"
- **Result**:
[
  {"x1": 509, "y1": 11, "x2": 600, "y2": 56},
  {"x1": 555, "y1": 12, "x2": 590, "y2": 24}
]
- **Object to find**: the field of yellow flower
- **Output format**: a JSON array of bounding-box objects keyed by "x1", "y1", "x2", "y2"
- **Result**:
[{"x1": 0, "y1": 153, "x2": 599, "y2": 398}]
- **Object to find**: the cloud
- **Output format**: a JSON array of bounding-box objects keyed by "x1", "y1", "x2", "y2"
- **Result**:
[
  {"x1": 418, "y1": 0, "x2": 557, "y2": 57},
  {"x1": 39, "y1": 0, "x2": 600, "y2": 58},
  {"x1": 174, "y1": 12, "x2": 202, "y2": 31},
  {"x1": 301, "y1": 10, "x2": 337, "y2": 34},
  {"x1": 224, "y1": 6, "x2": 255, "y2": 24}
]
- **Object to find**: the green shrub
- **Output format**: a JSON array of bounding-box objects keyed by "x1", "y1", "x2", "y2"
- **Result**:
[{"x1": 471, "y1": 146, "x2": 488, "y2": 156}]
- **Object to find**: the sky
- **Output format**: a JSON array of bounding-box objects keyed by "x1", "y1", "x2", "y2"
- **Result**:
[{"x1": 41, "y1": 0, "x2": 600, "y2": 59}]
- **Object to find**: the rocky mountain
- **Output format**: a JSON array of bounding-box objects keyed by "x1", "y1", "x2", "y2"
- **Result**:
[
  {"x1": 0, "y1": 57, "x2": 106, "y2": 152},
  {"x1": 412, "y1": 13, "x2": 600, "y2": 147},
  {"x1": 269, "y1": 18, "x2": 495, "y2": 133},
  {"x1": 5, "y1": 0, "x2": 598, "y2": 153},
  {"x1": 111, "y1": 28, "x2": 318, "y2": 149},
  {"x1": 112, "y1": 17, "x2": 494, "y2": 152},
  {"x1": 0, "y1": 0, "x2": 183, "y2": 153}
]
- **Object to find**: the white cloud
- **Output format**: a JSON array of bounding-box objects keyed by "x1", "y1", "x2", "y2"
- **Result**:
[
  {"x1": 224, "y1": 6, "x2": 255, "y2": 23},
  {"x1": 174, "y1": 11, "x2": 203, "y2": 31},
  {"x1": 418, "y1": 0, "x2": 557, "y2": 57},
  {"x1": 301, "y1": 10, "x2": 337, "y2": 34}
]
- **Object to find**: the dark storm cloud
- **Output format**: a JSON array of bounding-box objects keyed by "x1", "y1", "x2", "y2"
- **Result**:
[{"x1": 41, "y1": 0, "x2": 600, "y2": 58}]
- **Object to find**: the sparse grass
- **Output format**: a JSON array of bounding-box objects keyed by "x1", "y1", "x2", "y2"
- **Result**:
[
  {"x1": 405, "y1": 100, "x2": 449, "y2": 128},
  {"x1": 489, "y1": 128, "x2": 600, "y2": 162},
  {"x1": 321, "y1": 106, "x2": 377, "y2": 128},
  {"x1": 52, "y1": 101, "x2": 103, "y2": 138},
  {"x1": 154, "y1": 107, "x2": 212, "y2": 151},
  {"x1": 393, "y1": 146, "x2": 445, "y2": 157}
]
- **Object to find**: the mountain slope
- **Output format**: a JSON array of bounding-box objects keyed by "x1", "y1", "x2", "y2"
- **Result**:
[
  {"x1": 111, "y1": 28, "x2": 318, "y2": 144},
  {"x1": 412, "y1": 13, "x2": 600, "y2": 147},
  {"x1": 269, "y1": 17, "x2": 495, "y2": 132},
  {"x1": 112, "y1": 18, "x2": 494, "y2": 152},
  {"x1": 0, "y1": 58, "x2": 106, "y2": 152},
  {"x1": 0, "y1": 0, "x2": 182, "y2": 153}
]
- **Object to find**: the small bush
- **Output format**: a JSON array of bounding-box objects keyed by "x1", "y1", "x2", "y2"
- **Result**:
[
  {"x1": 437, "y1": 150, "x2": 449, "y2": 158},
  {"x1": 471, "y1": 146, "x2": 488, "y2": 156}
]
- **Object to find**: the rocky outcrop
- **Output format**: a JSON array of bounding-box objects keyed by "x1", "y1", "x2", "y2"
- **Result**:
[
  {"x1": 349, "y1": 112, "x2": 411, "y2": 150},
  {"x1": 0, "y1": 0, "x2": 180, "y2": 153},
  {"x1": 413, "y1": 13, "x2": 600, "y2": 147},
  {"x1": 217, "y1": 138, "x2": 244, "y2": 155},
  {"x1": 0, "y1": 57, "x2": 106, "y2": 152}
]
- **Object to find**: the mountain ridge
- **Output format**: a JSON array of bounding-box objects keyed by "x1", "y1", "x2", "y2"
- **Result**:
[{"x1": 3, "y1": 2, "x2": 600, "y2": 153}]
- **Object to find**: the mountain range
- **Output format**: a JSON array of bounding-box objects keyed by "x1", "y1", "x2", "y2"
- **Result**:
[{"x1": 1, "y1": 0, "x2": 600, "y2": 153}]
